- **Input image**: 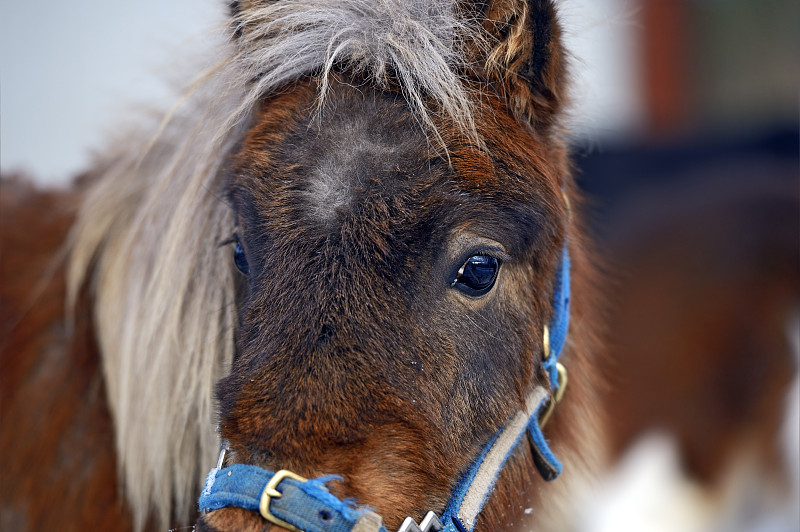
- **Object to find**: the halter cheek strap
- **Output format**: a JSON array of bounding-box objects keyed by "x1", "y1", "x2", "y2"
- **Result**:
[
  {"x1": 437, "y1": 244, "x2": 570, "y2": 532},
  {"x1": 199, "y1": 244, "x2": 571, "y2": 532}
]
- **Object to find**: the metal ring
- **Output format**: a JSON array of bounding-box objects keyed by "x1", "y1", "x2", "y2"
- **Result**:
[{"x1": 542, "y1": 325, "x2": 551, "y2": 360}]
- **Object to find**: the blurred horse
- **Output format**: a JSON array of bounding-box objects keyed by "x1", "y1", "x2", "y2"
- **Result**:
[{"x1": 582, "y1": 132, "x2": 800, "y2": 530}]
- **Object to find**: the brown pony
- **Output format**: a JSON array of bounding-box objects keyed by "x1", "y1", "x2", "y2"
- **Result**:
[{"x1": 0, "y1": 1, "x2": 604, "y2": 531}]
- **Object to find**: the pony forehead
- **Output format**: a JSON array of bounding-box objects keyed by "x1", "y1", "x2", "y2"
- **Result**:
[
  {"x1": 230, "y1": 78, "x2": 561, "y2": 236},
  {"x1": 229, "y1": 107, "x2": 558, "y2": 267}
]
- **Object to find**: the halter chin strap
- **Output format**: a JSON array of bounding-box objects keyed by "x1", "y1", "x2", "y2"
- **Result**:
[{"x1": 199, "y1": 244, "x2": 571, "y2": 532}]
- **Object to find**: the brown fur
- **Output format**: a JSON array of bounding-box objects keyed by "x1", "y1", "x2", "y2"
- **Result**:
[{"x1": 0, "y1": 177, "x2": 134, "y2": 530}]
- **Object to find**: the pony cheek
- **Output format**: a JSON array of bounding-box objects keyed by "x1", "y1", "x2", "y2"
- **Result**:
[{"x1": 196, "y1": 507, "x2": 268, "y2": 531}]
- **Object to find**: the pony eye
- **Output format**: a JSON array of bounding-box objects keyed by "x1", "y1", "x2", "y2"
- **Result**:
[
  {"x1": 233, "y1": 236, "x2": 249, "y2": 275},
  {"x1": 452, "y1": 255, "x2": 501, "y2": 296}
]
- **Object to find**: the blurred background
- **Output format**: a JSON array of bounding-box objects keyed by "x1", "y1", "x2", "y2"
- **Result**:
[
  {"x1": 1, "y1": 0, "x2": 798, "y2": 530},
  {"x1": 565, "y1": 2, "x2": 799, "y2": 532}
]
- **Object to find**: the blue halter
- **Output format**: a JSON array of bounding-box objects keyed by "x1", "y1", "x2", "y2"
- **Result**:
[{"x1": 199, "y1": 244, "x2": 571, "y2": 532}]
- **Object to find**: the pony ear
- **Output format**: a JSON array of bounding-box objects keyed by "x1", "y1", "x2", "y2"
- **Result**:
[{"x1": 468, "y1": 0, "x2": 568, "y2": 133}]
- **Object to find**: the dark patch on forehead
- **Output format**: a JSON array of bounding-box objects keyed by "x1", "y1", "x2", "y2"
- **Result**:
[{"x1": 286, "y1": 88, "x2": 435, "y2": 226}]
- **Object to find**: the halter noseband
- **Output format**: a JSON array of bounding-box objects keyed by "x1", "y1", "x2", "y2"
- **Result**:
[{"x1": 199, "y1": 244, "x2": 570, "y2": 532}]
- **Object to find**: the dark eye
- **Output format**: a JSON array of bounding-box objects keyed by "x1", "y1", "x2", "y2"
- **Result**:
[
  {"x1": 452, "y1": 255, "x2": 501, "y2": 296},
  {"x1": 233, "y1": 236, "x2": 249, "y2": 275}
]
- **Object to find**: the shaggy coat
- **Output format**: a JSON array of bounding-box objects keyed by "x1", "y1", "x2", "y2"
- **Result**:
[{"x1": 0, "y1": 1, "x2": 604, "y2": 530}]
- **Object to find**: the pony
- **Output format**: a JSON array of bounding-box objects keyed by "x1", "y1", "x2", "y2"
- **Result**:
[{"x1": 0, "y1": 1, "x2": 605, "y2": 530}]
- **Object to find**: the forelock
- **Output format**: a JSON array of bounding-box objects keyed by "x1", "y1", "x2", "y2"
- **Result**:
[{"x1": 230, "y1": 0, "x2": 486, "y2": 141}]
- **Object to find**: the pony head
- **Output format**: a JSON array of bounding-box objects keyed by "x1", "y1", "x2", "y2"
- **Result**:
[{"x1": 68, "y1": 1, "x2": 602, "y2": 530}]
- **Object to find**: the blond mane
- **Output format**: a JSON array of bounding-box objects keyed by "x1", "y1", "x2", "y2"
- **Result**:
[{"x1": 66, "y1": 1, "x2": 485, "y2": 528}]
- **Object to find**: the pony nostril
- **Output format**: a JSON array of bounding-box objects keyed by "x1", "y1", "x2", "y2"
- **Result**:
[
  {"x1": 318, "y1": 509, "x2": 333, "y2": 523},
  {"x1": 316, "y1": 324, "x2": 335, "y2": 347}
]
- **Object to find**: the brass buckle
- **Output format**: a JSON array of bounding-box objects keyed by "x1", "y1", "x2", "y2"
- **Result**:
[
  {"x1": 259, "y1": 469, "x2": 308, "y2": 532},
  {"x1": 538, "y1": 362, "x2": 568, "y2": 427},
  {"x1": 542, "y1": 325, "x2": 551, "y2": 361},
  {"x1": 539, "y1": 325, "x2": 568, "y2": 426}
]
